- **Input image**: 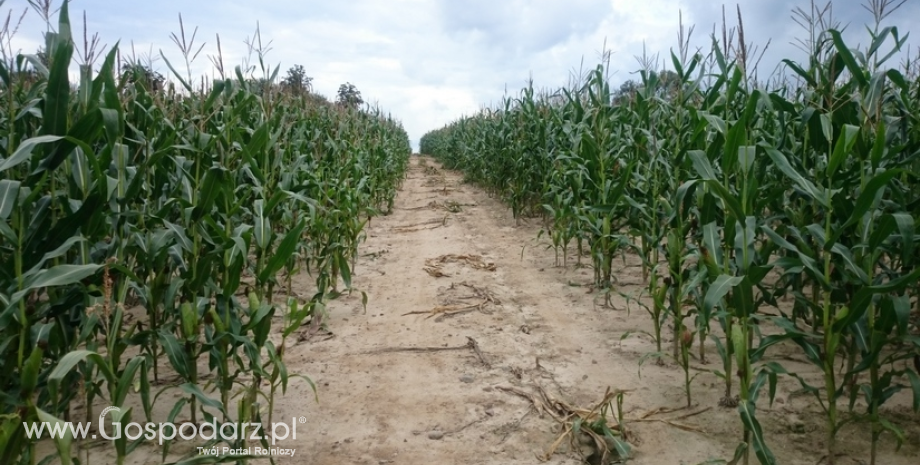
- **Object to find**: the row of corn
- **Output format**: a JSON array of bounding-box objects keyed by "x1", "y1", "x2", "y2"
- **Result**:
[
  {"x1": 422, "y1": 5, "x2": 919, "y2": 465},
  {"x1": 0, "y1": 3, "x2": 410, "y2": 464}
]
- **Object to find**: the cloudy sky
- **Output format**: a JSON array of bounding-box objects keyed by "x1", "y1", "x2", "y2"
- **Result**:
[{"x1": 6, "y1": 0, "x2": 920, "y2": 150}]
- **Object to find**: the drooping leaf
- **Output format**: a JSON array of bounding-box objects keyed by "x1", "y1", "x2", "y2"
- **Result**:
[
  {"x1": 703, "y1": 275, "x2": 743, "y2": 315},
  {"x1": 258, "y1": 219, "x2": 306, "y2": 283},
  {"x1": 35, "y1": 408, "x2": 74, "y2": 465},
  {"x1": 738, "y1": 401, "x2": 776, "y2": 465},
  {"x1": 0, "y1": 180, "x2": 20, "y2": 220}
]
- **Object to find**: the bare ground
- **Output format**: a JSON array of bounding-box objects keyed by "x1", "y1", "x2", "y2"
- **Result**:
[
  {"x1": 272, "y1": 157, "x2": 920, "y2": 465},
  {"x1": 75, "y1": 156, "x2": 920, "y2": 464}
]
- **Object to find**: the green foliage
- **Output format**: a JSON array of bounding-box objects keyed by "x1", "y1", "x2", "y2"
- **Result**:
[
  {"x1": 0, "y1": 3, "x2": 410, "y2": 464},
  {"x1": 421, "y1": 4, "x2": 920, "y2": 465},
  {"x1": 336, "y1": 82, "x2": 364, "y2": 108},
  {"x1": 281, "y1": 64, "x2": 312, "y2": 95}
]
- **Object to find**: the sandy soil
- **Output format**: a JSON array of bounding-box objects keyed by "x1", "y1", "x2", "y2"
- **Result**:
[
  {"x1": 270, "y1": 156, "x2": 920, "y2": 465},
  {"x1": 68, "y1": 156, "x2": 920, "y2": 465}
]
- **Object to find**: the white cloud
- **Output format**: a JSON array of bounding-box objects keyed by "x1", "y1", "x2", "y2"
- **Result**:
[{"x1": 4, "y1": 0, "x2": 918, "y2": 150}]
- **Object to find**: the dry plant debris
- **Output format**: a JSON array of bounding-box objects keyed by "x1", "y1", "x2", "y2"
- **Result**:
[
  {"x1": 392, "y1": 216, "x2": 448, "y2": 232},
  {"x1": 420, "y1": 186, "x2": 455, "y2": 194},
  {"x1": 362, "y1": 337, "x2": 490, "y2": 368},
  {"x1": 404, "y1": 200, "x2": 475, "y2": 212},
  {"x1": 497, "y1": 385, "x2": 632, "y2": 464},
  {"x1": 403, "y1": 282, "x2": 500, "y2": 319},
  {"x1": 630, "y1": 405, "x2": 710, "y2": 433},
  {"x1": 424, "y1": 267, "x2": 450, "y2": 278},
  {"x1": 402, "y1": 303, "x2": 485, "y2": 319},
  {"x1": 423, "y1": 254, "x2": 497, "y2": 277}
]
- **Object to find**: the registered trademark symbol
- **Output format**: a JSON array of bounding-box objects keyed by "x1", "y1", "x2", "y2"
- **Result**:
[{"x1": 299, "y1": 417, "x2": 307, "y2": 424}]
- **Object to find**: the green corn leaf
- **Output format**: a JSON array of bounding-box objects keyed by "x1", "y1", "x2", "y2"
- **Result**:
[
  {"x1": 0, "y1": 135, "x2": 64, "y2": 173},
  {"x1": 610, "y1": 434, "x2": 631, "y2": 459},
  {"x1": 906, "y1": 370, "x2": 920, "y2": 412},
  {"x1": 733, "y1": 217, "x2": 756, "y2": 272},
  {"x1": 0, "y1": 180, "x2": 20, "y2": 220},
  {"x1": 827, "y1": 124, "x2": 859, "y2": 177},
  {"x1": 870, "y1": 118, "x2": 886, "y2": 170},
  {"x1": 38, "y1": 108, "x2": 104, "y2": 174},
  {"x1": 689, "y1": 150, "x2": 717, "y2": 180},
  {"x1": 738, "y1": 401, "x2": 776, "y2": 465},
  {"x1": 731, "y1": 276, "x2": 755, "y2": 319},
  {"x1": 34, "y1": 408, "x2": 74, "y2": 465},
  {"x1": 863, "y1": 72, "x2": 887, "y2": 120},
  {"x1": 165, "y1": 221, "x2": 193, "y2": 252},
  {"x1": 139, "y1": 359, "x2": 152, "y2": 421},
  {"x1": 723, "y1": 119, "x2": 747, "y2": 174},
  {"x1": 258, "y1": 218, "x2": 306, "y2": 283},
  {"x1": 158, "y1": 331, "x2": 191, "y2": 381},
  {"x1": 100, "y1": 107, "x2": 122, "y2": 145},
  {"x1": 160, "y1": 51, "x2": 193, "y2": 93},
  {"x1": 253, "y1": 199, "x2": 271, "y2": 250},
  {"x1": 727, "y1": 442, "x2": 748, "y2": 465},
  {"x1": 891, "y1": 212, "x2": 914, "y2": 260},
  {"x1": 12, "y1": 264, "x2": 103, "y2": 305},
  {"x1": 179, "y1": 383, "x2": 225, "y2": 412},
  {"x1": 868, "y1": 27, "x2": 893, "y2": 58},
  {"x1": 338, "y1": 253, "x2": 353, "y2": 289},
  {"x1": 867, "y1": 214, "x2": 898, "y2": 253},
  {"x1": 248, "y1": 305, "x2": 275, "y2": 349},
  {"x1": 738, "y1": 146, "x2": 756, "y2": 175},
  {"x1": 56, "y1": 0, "x2": 72, "y2": 42},
  {"x1": 702, "y1": 222, "x2": 724, "y2": 266},
  {"x1": 703, "y1": 275, "x2": 743, "y2": 315},
  {"x1": 90, "y1": 45, "x2": 118, "y2": 106},
  {"x1": 23, "y1": 55, "x2": 49, "y2": 79},
  {"x1": 764, "y1": 147, "x2": 828, "y2": 208},
  {"x1": 241, "y1": 124, "x2": 270, "y2": 183},
  {"x1": 158, "y1": 397, "x2": 188, "y2": 460},
  {"x1": 878, "y1": 417, "x2": 905, "y2": 450},
  {"x1": 830, "y1": 243, "x2": 868, "y2": 284},
  {"x1": 203, "y1": 79, "x2": 227, "y2": 113},
  {"x1": 679, "y1": 268, "x2": 708, "y2": 302},
  {"x1": 840, "y1": 169, "x2": 906, "y2": 231},
  {"x1": 886, "y1": 68, "x2": 908, "y2": 90},
  {"x1": 20, "y1": 346, "x2": 43, "y2": 395},
  {"x1": 25, "y1": 236, "x2": 86, "y2": 276},
  {"x1": 782, "y1": 59, "x2": 815, "y2": 87},
  {"x1": 762, "y1": 227, "x2": 826, "y2": 285},
  {"x1": 42, "y1": 33, "x2": 73, "y2": 143},
  {"x1": 192, "y1": 166, "x2": 227, "y2": 221},
  {"x1": 47, "y1": 350, "x2": 117, "y2": 405},
  {"x1": 829, "y1": 29, "x2": 868, "y2": 87},
  {"x1": 702, "y1": 114, "x2": 727, "y2": 134},
  {"x1": 704, "y1": 180, "x2": 746, "y2": 222}
]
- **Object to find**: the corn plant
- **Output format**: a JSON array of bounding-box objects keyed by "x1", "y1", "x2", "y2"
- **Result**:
[
  {"x1": 0, "y1": 1, "x2": 410, "y2": 463},
  {"x1": 422, "y1": 2, "x2": 920, "y2": 464}
]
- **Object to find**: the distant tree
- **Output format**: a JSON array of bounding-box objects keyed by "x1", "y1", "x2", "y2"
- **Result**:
[
  {"x1": 612, "y1": 70, "x2": 682, "y2": 106},
  {"x1": 613, "y1": 79, "x2": 639, "y2": 105},
  {"x1": 336, "y1": 82, "x2": 363, "y2": 109},
  {"x1": 120, "y1": 63, "x2": 165, "y2": 93},
  {"x1": 655, "y1": 70, "x2": 681, "y2": 100},
  {"x1": 281, "y1": 64, "x2": 312, "y2": 95}
]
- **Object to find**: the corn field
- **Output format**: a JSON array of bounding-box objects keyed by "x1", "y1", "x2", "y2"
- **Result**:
[
  {"x1": 1, "y1": 2, "x2": 409, "y2": 464},
  {"x1": 421, "y1": 3, "x2": 920, "y2": 465}
]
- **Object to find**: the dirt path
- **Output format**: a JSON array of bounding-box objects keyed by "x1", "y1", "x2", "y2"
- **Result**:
[{"x1": 275, "y1": 157, "x2": 920, "y2": 465}]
